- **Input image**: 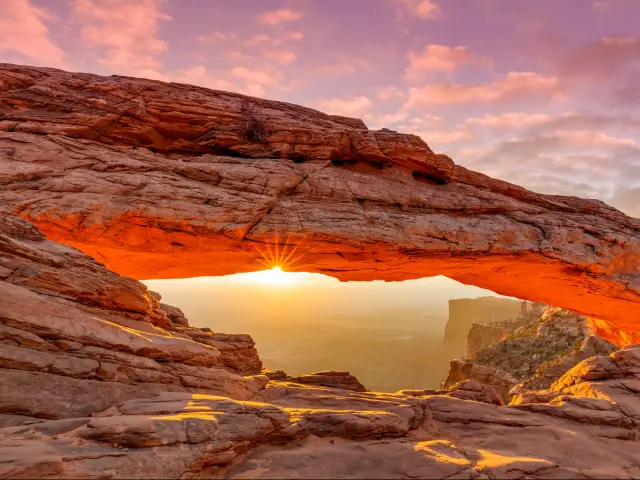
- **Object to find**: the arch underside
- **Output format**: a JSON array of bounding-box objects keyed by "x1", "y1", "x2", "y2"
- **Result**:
[{"x1": 1, "y1": 64, "x2": 639, "y2": 346}]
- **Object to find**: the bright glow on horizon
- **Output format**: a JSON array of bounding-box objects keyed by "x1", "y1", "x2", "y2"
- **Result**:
[{"x1": 233, "y1": 266, "x2": 309, "y2": 287}]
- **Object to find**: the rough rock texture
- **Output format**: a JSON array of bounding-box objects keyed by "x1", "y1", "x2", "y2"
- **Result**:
[
  {"x1": 3, "y1": 211, "x2": 640, "y2": 478},
  {"x1": 442, "y1": 359, "x2": 519, "y2": 400},
  {"x1": 1, "y1": 64, "x2": 640, "y2": 344},
  {"x1": 0, "y1": 211, "x2": 268, "y2": 421},
  {"x1": 488, "y1": 309, "x2": 616, "y2": 393},
  {"x1": 510, "y1": 344, "x2": 640, "y2": 432},
  {"x1": 443, "y1": 379, "x2": 505, "y2": 406},
  {"x1": 287, "y1": 371, "x2": 367, "y2": 392},
  {"x1": 443, "y1": 308, "x2": 619, "y2": 401},
  {"x1": 466, "y1": 321, "x2": 515, "y2": 358},
  {"x1": 261, "y1": 369, "x2": 288, "y2": 381}
]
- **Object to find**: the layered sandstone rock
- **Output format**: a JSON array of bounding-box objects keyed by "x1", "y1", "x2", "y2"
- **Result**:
[
  {"x1": 226, "y1": 353, "x2": 640, "y2": 479},
  {"x1": 443, "y1": 308, "x2": 619, "y2": 400},
  {"x1": 475, "y1": 308, "x2": 618, "y2": 392},
  {"x1": 510, "y1": 345, "x2": 640, "y2": 432},
  {"x1": 287, "y1": 371, "x2": 367, "y2": 392},
  {"x1": 442, "y1": 379, "x2": 504, "y2": 406},
  {"x1": 154, "y1": 300, "x2": 262, "y2": 374},
  {"x1": 3, "y1": 210, "x2": 640, "y2": 478},
  {"x1": 1, "y1": 64, "x2": 640, "y2": 344},
  {"x1": 0, "y1": 212, "x2": 268, "y2": 421},
  {"x1": 442, "y1": 358, "x2": 519, "y2": 399}
]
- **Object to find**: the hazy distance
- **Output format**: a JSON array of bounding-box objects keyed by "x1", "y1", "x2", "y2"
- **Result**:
[{"x1": 144, "y1": 272, "x2": 511, "y2": 392}]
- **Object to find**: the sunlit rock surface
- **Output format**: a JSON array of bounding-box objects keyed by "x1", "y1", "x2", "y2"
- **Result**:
[
  {"x1": 466, "y1": 321, "x2": 515, "y2": 358},
  {"x1": 2, "y1": 211, "x2": 640, "y2": 478},
  {"x1": 443, "y1": 307, "x2": 620, "y2": 401},
  {"x1": 1, "y1": 64, "x2": 640, "y2": 345},
  {"x1": 287, "y1": 371, "x2": 368, "y2": 392}
]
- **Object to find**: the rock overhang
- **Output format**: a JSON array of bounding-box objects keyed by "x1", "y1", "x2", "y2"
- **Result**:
[{"x1": 0, "y1": 63, "x2": 639, "y2": 346}]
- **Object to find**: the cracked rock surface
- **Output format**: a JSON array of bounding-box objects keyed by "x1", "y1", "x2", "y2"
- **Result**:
[
  {"x1": 1, "y1": 64, "x2": 640, "y2": 478},
  {"x1": 1, "y1": 211, "x2": 640, "y2": 478},
  {"x1": 0, "y1": 64, "x2": 639, "y2": 344}
]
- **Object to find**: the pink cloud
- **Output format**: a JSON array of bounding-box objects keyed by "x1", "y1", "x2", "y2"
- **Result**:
[
  {"x1": 553, "y1": 131, "x2": 639, "y2": 149},
  {"x1": 315, "y1": 64, "x2": 357, "y2": 76},
  {"x1": 601, "y1": 36, "x2": 640, "y2": 46},
  {"x1": 232, "y1": 66, "x2": 279, "y2": 84},
  {"x1": 168, "y1": 64, "x2": 296, "y2": 98},
  {"x1": 592, "y1": 0, "x2": 637, "y2": 11},
  {"x1": 366, "y1": 111, "x2": 410, "y2": 129},
  {"x1": 396, "y1": 0, "x2": 443, "y2": 20},
  {"x1": 377, "y1": 86, "x2": 406, "y2": 100},
  {"x1": 413, "y1": 129, "x2": 472, "y2": 145},
  {"x1": 593, "y1": 0, "x2": 614, "y2": 10},
  {"x1": 198, "y1": 31, "x2": 236, "y2": 44},
  {"x1": 405, "y1": 72, "x2": 561, "y2": 108},
  {"x1": 257, "y1": 9, "x2": 302, "y2": 26},
  {"x1": 264, "y1": 49, "x2": 297, "y2": 65},
  {"x1": 0, "y1": 0, "x2": 67, "y2": 68},
  {"x1": 226, "y1": 51, "x2": 256, "y2": 62},
  {"x1": 72, "y1": 0, "x2": 171, "y2": 79},
  {"x1": 397, "y1": 115, "x2": 443, "y2": 130},
  {"x1": 392, "y1": 116, "x2": 469, "y2": 146},
  {"x1": 405, "y1": 45, "x2": 492, "y2": 81},
  {"x1": 245, "y1": 32, "x2": 304, "y2": 48},
  {"x1": 313, "y1": 96, "x2": 372, "y2": 117},
  {"x1": 557, "y1": 35, "x2": 640, "y2": 82},
  {"x1": 245, "y1": 34, "x2": 272, "y2": 46},
  {"x1": 463, "y1": 112, "x2": 551, "y2": 128},
  {"x1": 230, "y1": 66, "x2": 285, "y2": 97},
  {"x1": 171, "y1": 65, "x2": 236, "y2": 92}
]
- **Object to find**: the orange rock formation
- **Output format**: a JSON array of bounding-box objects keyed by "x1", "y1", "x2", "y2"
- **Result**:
[
  {"x1": 2, "y1": 163, "x2": 640, "y2": 478},
  {"x1": 1, "y1": 63, "x2": 639, "y2": 345}
]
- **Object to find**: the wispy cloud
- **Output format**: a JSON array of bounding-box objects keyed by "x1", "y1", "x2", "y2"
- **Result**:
[
  {"x1": 396, "y1": 0, "x2": 443, "y2": 20},
  {"x1": 315, "y1": 64, "x2": 357, "y2": 76},
  {"x1": 257, "y1": 9, "x2": 303, "y2": 26},
  {"x1": 463, "y1": 112, "x2": 551, "y2": 128},
  {"x1": 72, "y1": 0, "x2": 171, "y2": 79},
  {"x1": 313, "y1": 96, "x2": 372, "y2": 117},
  {"x1": 198, "y1": 31, "x2": 236, "y2": 44},
  {"x1": 264, "y1": 49, "x2": 297, "y2": 65},
  {"x1": 405, "y1": 45, "x2": 492, "y2": 81},
  {"x1": 405, "y1": 72, "x2": 562, "y2": 108},
  {"x1": 0, "y1": 0, "x2": 67, "y2": 68}
]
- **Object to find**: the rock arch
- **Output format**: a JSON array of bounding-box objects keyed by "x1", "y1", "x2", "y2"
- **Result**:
[{"x1": 1, "y1": 64, "x2": 639, "y2": 345}]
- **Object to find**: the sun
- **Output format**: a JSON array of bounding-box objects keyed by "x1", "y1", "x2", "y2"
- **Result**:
[{"x1": 250, "y1": 266, "x2": 295, "y2": 286}]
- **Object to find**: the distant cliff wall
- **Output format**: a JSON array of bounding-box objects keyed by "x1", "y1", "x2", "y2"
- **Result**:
[
  {"x1": 466, "y1": 322, "x2": 513, "y2": 358},
  {"x1": 442, "y1": 307, "x2": 619, "y2": 401},
  {"x1": 442, "y1": 297, "x2": 522, "y2": 355}
]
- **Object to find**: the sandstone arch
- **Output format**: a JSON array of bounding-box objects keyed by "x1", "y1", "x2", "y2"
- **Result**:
[{"x1": 1, "y1": 64, "x2": 639, "y2": 345}]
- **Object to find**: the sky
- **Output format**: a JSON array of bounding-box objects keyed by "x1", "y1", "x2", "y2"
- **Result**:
[
  {"x1": 2, "y1": 0, "x2": 640, "y2": 217},
  {"x1": 144, "y1": 271, "x2": 504, "y2": 322}
]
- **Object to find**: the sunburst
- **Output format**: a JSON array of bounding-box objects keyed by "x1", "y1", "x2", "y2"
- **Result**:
[{"x1": 240, "y1": 226, "x2": 314, "y2": 284}]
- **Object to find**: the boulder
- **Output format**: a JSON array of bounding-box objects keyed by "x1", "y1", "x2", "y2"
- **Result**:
[{"x1": 288, "y1": 371, "x2": 367, "y2": 392}]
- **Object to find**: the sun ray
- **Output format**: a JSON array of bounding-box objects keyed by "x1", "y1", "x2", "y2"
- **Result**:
[{"x1": 237, "y1": 223, "x2": 314, "y2": 286}]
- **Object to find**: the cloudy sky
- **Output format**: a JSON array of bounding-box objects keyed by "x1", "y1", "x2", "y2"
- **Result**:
[{"x1": 2, "y1": 0, "x2": 640, "y2": 217}]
